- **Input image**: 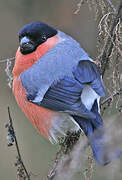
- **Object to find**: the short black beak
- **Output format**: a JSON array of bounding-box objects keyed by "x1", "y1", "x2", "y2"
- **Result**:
[{"x1": 20, "y1": 36, "x2": 35, "y2": 54}]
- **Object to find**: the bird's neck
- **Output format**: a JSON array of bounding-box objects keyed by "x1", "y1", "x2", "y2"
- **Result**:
[{"x1": 12, "y1": 35, "x2": 59, "y2": 78}]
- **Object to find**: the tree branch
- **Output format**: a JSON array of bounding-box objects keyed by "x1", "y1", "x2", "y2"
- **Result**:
[
  {"x1": 0, "y1": 57, "x2": 15, "y2": 63},
  {"x1": 100, "y1": 88, "x2": 122, "y2": 105},
  {"x1": 99, "y1": 0, "x2": 122, "y2": 76},
  {"x1": 5, "y1": 107, "x2": 30, "y2": 180}
]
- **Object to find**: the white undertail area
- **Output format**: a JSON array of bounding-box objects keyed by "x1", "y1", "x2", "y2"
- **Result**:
[
  {"x1": 81, "y1": 85, "x2": 100, "y2": 111},
  {"x1": 49, "y1": 112, "x2": 81, "y2": 144}
]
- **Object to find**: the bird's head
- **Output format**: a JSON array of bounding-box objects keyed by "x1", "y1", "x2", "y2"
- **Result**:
[
  {"x1": 19, "y1": 22, "x2": 57, "y2": 55},
  {"x1": 13, "y1": 22, "x2": 58, "y2": 76}
]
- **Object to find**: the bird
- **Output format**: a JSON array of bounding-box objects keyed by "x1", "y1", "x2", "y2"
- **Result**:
[{"x1": 12, "y1": 21, "x2": 114, "y2": 165}]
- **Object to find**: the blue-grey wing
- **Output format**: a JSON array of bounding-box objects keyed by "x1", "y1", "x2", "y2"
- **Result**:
[
  {"x1": 26, "y1": 60, "x2": 105, "y2": 119},
  {"x1": 74, "y1": 60, "x2": 105, "y2": 96}
]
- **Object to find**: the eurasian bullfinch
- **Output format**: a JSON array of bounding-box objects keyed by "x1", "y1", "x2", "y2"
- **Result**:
[{"x1": 12, "y1": 22, "x2": 118, "y2": 165}]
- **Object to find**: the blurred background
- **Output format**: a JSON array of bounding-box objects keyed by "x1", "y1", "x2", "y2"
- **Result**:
[{"x1": 0, "y1": 0, "x2": 121, "y2": 180}]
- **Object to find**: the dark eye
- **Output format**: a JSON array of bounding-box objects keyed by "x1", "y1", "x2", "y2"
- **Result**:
[{"x1": 41, "y1": 35, "x2": 47, "y2": 41}]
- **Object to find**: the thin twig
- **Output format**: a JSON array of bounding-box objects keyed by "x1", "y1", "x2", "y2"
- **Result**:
[
  {"x1": 46, "y1": 133, "x2": 89, "y2": 180},
  {"x1": 100, "y1": 88, "x2": 122, "y2": 105},
  {"x1": 46, "y1": 150, "x2": 63, "y2": 180},
  {"x1": 46, "y1": 131, "x2": 82, "y2": 180},
  {"x1": 99, "y1": 0, "x2": 122, "y2": 76},
  {"x1": 0, "y1": 57, "x2": 15, "y2": 63},
  {"x1": 74, "y1": 0, "x2": 84, "y2": 14},
  {"x1": 7, "y1": 107, "x2": 30, "y2": 180}
]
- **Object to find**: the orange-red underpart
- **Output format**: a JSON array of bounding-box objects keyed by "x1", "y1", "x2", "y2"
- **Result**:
[
  {"x1": 13, "y1": 78, "x2": 56, "y2": 138},
  {"x1": 12, "y1": 35, "x2": 59, "y2": 138}
]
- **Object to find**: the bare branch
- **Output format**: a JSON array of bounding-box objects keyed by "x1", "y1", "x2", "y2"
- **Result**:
[
  {"x1": 46, "y1": 150, "x2": 63, "y2": 180},
  {"x1": 0, "y1": 57, "x2": 15, "y2": 63},
  {"x1": 5, "y1": 59, "x2": 13, "y2": 88},
  {"x1": 46, "y1": 131, "x2": 83, "y2": 180},
  {"x1": 99, "y1": 0, "x2": 122, "y2": 76},
  {"x1": 74, "y1": 0, "x2": 84, "y2": 14},
  {"x1": 5, "y1": 107, "x2": 30, "y2": 180},
  {"x1": 100, "y1": 88, "x2": 122, "y2": 105}
]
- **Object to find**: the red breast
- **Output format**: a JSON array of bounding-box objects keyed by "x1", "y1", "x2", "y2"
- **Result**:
[
  {"x1": 13, "y1": 35, "x2": 58, "y2": 77},
  {"x1": 13, "y1": 35, "x2": 59, "y2": 138}
]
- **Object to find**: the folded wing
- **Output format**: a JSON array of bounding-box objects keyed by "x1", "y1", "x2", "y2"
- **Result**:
[{"x1": 26, "y1": 60, "x2": 105, "y2": 119}]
